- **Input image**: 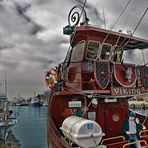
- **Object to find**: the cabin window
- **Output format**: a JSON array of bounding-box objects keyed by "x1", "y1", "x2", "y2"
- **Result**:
[
  {"x1": 86, "y1": 41, "x2": 100, "y2": 59},
  {"x1": 110, "y1": 45, "x2": 123, "y2": 62},
  {"x1": 71, "y1": 41, "x2": 85, "y2": 62},
  {"x1": 100, "y1": 44, "x2": 112, "y2": 60}
]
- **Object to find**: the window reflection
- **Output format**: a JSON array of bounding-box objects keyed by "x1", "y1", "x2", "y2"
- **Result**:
[
  {"x1": 110, "y1": 46, "x2": 123, "y2": 62},
  {"x1": 71, "y1": 41, "x2": 85, "y2": 62},
  {"x1": 100, "y1": 44, "x2": 111, "y2": 60},
  {"x1": 86, "y1": 41, "x2": 100, "y2": 59}
]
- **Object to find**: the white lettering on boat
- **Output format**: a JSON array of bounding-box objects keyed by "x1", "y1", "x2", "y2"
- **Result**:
[{"x1": 111, "y1": 87, "x2": 141, "y2": 96}]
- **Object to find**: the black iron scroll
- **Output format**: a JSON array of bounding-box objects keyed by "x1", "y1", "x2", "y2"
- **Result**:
[{"x1": 68, "y1": 5, "x2": 88, "y2": 27}]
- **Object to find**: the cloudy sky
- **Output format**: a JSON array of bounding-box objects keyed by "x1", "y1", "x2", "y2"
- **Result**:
[{"x1": 0, "y1": 0, "x2": 148, "y2": 99}]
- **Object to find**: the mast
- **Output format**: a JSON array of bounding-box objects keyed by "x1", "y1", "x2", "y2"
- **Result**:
[{"x1": 4, "y1": 59, "x2": 7, "y2": 97}]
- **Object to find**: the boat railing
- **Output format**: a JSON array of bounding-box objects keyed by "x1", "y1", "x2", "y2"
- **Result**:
[
  {"x1": 4, "y1": 118, "x2": 18, "y2": 124},
  {"x1": 100, "y1": 135, "x2": 125, "y2": 145},
  {"x1": 140, "y1": 129, "x2": 148, "y2": 135},
  {"x1": 122, "y1": 139, "x2": 147, "y2": 148}
]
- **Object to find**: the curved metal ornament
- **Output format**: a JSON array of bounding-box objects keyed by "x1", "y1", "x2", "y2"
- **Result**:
[
  {"x1": 68, "y1": 5, "x2": 87, "y2": 26},
  {"x1": 94, "y1": 61, "x2": 110, "y2": 89},
  {"x1": 140, "y1": 66, "x2": 148, "y2": 88}
]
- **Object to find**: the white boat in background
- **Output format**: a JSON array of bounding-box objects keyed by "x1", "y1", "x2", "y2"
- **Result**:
[
  {"x1": 43, "y1": 100, "x2": 48, "y2": 106},
  {"x1": 0, "y1": 94, "x2": 18, "y2": 140},
  {"x1": 29, "y1": 97, "x2": 43, "y2": 107}
]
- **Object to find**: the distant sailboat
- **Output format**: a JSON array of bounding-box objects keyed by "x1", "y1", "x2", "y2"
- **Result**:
[
  {"x1": 0, "y1": 93, "x2": 18, "y2": 140},
  {"x1": 0, "y1": 58, "x2": 18, "y2": 140}
]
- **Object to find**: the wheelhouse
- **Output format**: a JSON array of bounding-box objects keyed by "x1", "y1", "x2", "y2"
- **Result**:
[{"x1": 60, "y1": 25, "x2": 148, "y2": 97}]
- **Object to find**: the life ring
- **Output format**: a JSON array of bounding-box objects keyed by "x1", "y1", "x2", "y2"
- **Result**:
[{"x1": 45, "y1": 68, "x2": 58, "y2": 89}]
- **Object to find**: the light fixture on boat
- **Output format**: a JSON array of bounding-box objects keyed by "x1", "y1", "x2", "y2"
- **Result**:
[
  {"x1": 86, "y1": 93, "x2": 93, "y2": 98},
  {"x1": 126, "y1": 30, "x2": 132, "y2": 35},
  {"x1": 91, "y1": 98, "x2": 98, "y2": 108}
]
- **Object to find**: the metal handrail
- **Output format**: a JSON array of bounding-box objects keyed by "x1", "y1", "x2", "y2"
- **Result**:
[
  {"x1": 140, "y1": 129, "x2": 148, "y2": 135},
  {"x1": 101, "y1": 136, "x2": 125, "y2": 145},
  {"x1": 122, "y1": 140, "x2": 147, "y2": 148}
]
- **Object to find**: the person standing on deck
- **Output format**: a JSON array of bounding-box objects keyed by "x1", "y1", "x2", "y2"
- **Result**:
[{"x1": 121, "y1": 111, "x2": 142, "y2": 148}]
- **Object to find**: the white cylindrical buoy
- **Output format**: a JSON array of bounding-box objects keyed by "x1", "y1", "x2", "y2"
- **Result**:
[{"x1": 60, "y1": 116, "x2": 104, "y2": 148}]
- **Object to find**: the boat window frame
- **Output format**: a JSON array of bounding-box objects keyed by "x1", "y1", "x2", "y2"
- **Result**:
[
  {"x1": 85, "y1": 40, "x2": 100, "y2": 60},
  {"x1": 71, "y1": 40, "x2": 86, "y2": 62},
  {"x1": 110, "y1": 45, "x2": 123, "y2": 62},
  {"x1": 64, "y1": 49, "x2": 71, "y2": 63},
  {"x1": 99, "y1": 43, "x2": 112, "y2": 61}
]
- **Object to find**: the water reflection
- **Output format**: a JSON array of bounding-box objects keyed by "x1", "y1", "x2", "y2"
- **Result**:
[
  {"x1": 0, "y1": 130, "x2": 21, "y2": 148},
  {"x1": 11, "y1": 106, "x2": 48, "y2": 148}
]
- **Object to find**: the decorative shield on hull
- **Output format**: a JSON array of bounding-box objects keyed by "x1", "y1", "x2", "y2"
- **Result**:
[
  {"x1": 114, "y1": 63, "x2": 136, "y2": 87},
  {"x1": 140, "y1": 66, "x2": 148, "y2": 88},
  {"x1": 94, "y1": 61, "x2": 110, "y2": 89}
]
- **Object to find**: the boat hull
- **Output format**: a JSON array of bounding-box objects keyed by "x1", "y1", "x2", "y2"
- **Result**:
[
  {"x1": 0, "y1": 119, "x2": 18, "y2": 140},
  {"x1": 47, "y1": 91, "x2": 148, "y2": 148}
]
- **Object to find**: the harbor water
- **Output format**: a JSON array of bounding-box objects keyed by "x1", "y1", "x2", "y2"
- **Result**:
[{"x1": 1, "y1": 106, "x2": 49, "y2": 148}]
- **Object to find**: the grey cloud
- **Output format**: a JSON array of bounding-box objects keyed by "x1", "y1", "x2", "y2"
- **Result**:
[
  {"x1": 0, "y1": 3, "x2": 4, "y2": 10},
  {"x1": 0, "y1": 0, "x2": 148, "y2": 99},
  {"x1": 15, "y1": 2, "x2": 31, "y2": 18},
  {"x1": 14, "y1": 2, "x2": 43, "y2": 35},
  {"x1": 0, "y1": 46, "x2": 8, "y2": 50}
]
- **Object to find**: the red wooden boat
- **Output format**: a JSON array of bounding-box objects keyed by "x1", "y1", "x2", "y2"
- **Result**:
[{"x1": 46, "y1": 5, "x2": 148, "y2": 148}]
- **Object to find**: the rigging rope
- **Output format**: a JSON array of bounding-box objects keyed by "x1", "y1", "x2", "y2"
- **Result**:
[
  {"x1": 113, "y1": 0, "x2": 136, "y2": 47},
  {"x1": 121, "y1": 8, "x2": 148, "y2": 49},
  {"x1": 121, "y1": 0, "x2": 135, "y2": 31},
  {"x1": 142, "y1": 50, "x2": 146, "y2": 65},
  {"x1": 142, "y1": 114, "x2": 148, "y2": 125},
  {"x1": 116, "y1": 7, "x2": 148, "y2": 61},
  {"x1": 111, "y1": 0, "x2": 132, "y2": 30},
  {"x1": 100, "y1": 0, "x2": 106, "y2": 29},
  {"x1": 102, "y1": 0, "x2": 132, "y2": 44},
  {"x1": 113, "y1": 0, "x2": 135, "y2": 55}
]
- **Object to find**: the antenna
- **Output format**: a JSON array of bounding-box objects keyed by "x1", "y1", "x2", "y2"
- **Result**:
[
  {"x1": 142, "y1": 49, "x2": 146, "y2": 65},
  {"x1": 100, "y1": 0, "x2": 106, "y2": 29},
  {"x1": 0, "y1": 83, "x2": 2, "y2": 93},
  {"x1": 77, "y1": 0, "x2": 87, "y2": 26},
  {"x1": 4, "y1": 59, "x2": 7, "y2": 97}
]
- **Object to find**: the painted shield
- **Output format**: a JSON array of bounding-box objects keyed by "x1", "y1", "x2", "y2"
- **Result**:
[
  {"x1": 140, "y1": 66, "x2": 148, "y2": 88},
  {"x1": 94, "y1": 61, "x2": 110, "y2": 89},
  {"x1": 114, "y1": 63, "x2": 136, "y2": 87}
]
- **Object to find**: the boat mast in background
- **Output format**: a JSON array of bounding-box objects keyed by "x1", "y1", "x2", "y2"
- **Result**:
[{"x1": 4, "y1": 59, "x2": 7, "y2": 97}]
